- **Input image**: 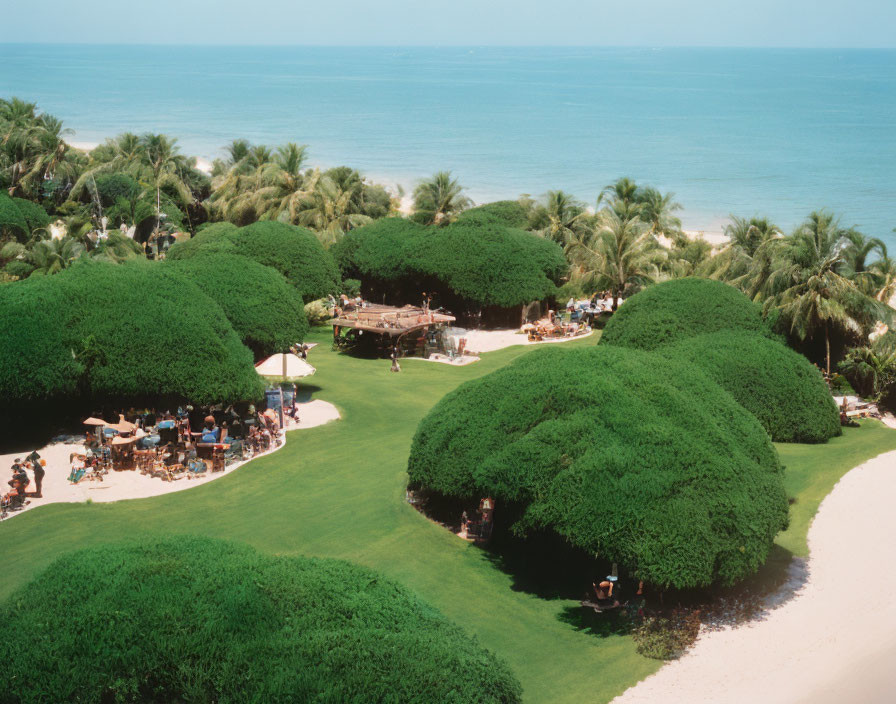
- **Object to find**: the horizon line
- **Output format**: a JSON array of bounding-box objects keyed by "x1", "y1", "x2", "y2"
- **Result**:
[{"x1": 2, "y1": 42, "x2": 896, "y2": 51}]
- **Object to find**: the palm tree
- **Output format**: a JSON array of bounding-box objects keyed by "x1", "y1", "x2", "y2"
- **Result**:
[
  {"x1": 412, "y1": 171, "x2": 471, "y2": 225},
  {"x1": 598, "y1": 177, "x2": 640, "y2": 209},
  {"x1": 840, "y1": 229, "x2": 888, "y2": 297},
  {"x1": 869, "y1": 254, "x2": 896, "y2": 303},
  {"x1": 534, "y1": 190, "x2": 588, "y2": 246},
  {"x1": 18, "y1": 115, "x2": 78, "y2": 198},
  {"x1": 26, "y1": 237, "x2": 85, "y2": 276},
  {"x1": 762, "y1": 211, "x2": 889, "y2": 375},
  {"x1": 566, "y1": 207, "x2": 664, "y2": 310},
  {"x1": 840, "y1": 335, "x2": 896, "y2": 402},
  {"x1": 706, "y1": 215, "x2": 782, "y2": 295},
  {"x1": 637, "y1": 186, "x2": 682, "y2": 237},
  {"x1": 295, "y1": 175, "x2": 373, "y2": 246}
]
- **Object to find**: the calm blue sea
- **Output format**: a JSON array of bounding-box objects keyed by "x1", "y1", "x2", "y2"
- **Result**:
[{"x1": 1, "y1": 45, "x2": 894, "y2": 241}]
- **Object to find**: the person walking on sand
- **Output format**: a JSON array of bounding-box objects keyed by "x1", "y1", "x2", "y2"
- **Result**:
[{"x1": 26, "y1": 450, "x2": 44, "y2": 498}]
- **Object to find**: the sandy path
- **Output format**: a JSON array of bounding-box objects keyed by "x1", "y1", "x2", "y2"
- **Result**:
[
  {"x1": 0, "y1": 400, "x2": 340, "y2": 518},
  {"x1": 613, "y1": 449, "x2": 896, "y2": 704},
  {"x1": 462, "y1": 328, "x2": 594, "y2": 354}
]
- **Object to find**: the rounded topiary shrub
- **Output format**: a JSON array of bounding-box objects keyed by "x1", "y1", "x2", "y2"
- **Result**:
[
  {"x1": 336, "y1": 217, "x2": 567, "y2": 310},
  {"x1": 663, "y1": 331, "x2": 841, "y2": 443},
  {"x1": 231, "y1": 221, "x2": 340, "y2": 303},
  {"x1": 456, "y1": 200, "x2": 530, "y2": 229},
  {"x1": 170, "y1": 221, "x2": 340, "y2": 303},
  {"x1": 168, "y1": 252, "x2": 309, "y2": 358},
  {"x1": 408, "y1": 345, "x2": 788, "y2": 589},
  {"x1": 0, "y1": 537, "x2": 522, "y2": 704},
  {"x1": 166, "y1": 221, "x2": 239, "y2": 260},
  {"x1": 601, "y1": 277, "x2": 774, "y2": 351},
  {"x1": 415, "y1": 221, "x2": 567, "y2": 307},
  {"x1": 0, "y1": 260, "x2": 263, "y2": 407}
]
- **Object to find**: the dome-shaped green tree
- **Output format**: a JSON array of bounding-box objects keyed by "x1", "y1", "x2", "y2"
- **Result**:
[
  {"x1": 663, "y1": 331, "x2": 841, "y2": 443},
  {"x1": 168, "y1": 252, "x2": 309, "y2": 358},
  {"x1": 408, "y1": 345, "x2": 788, "y2": 589},
  {"x1": 0, "y1": 260, "x2": 262, "y2": 408},
  {"x1": 336, "y1": 217, "x2": 566, "y2": 315},
  {"x1": 601, "y1": 277, "x2": 774, "y2": 351},
  {"x1": 0, "y1": 537, "x2": 522, "y2": 703},
  {"x1": 168, "y1": 221, "x2": 339, "y2": 303},
  {"x1": 166, "y1": 221, "x2": 239, "y2": 260}
]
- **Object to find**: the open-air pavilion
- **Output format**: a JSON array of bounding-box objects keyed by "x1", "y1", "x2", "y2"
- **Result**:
[{"x1": 331, "y1": 304, "x2": 460, "y2": 358}]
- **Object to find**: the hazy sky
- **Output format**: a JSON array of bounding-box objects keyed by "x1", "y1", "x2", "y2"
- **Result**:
[{"x1": 2, "y1": 0, "x2": 894, "y2": 47}]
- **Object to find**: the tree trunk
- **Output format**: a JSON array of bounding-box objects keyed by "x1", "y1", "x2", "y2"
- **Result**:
[{"x1": 825, "y1": 323, "x2": 831, "y2": 377}]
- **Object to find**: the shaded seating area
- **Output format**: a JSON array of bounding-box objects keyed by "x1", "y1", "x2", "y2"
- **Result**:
[{"x1": 332, "y1": 303, "x2": 458, "y2": 359}]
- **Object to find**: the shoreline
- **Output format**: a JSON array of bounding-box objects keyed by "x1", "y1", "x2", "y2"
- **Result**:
[
  {"x1": 613, "y1": 446, "x2": 896, "y2": 704},
  {"x1": 65, "y1": 134, "x2": 731, "y2": 238}
]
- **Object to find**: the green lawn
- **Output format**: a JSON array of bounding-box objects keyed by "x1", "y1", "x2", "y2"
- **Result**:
[{"x1": 1, "y1": 328, "x2": 893, "y2": 703}]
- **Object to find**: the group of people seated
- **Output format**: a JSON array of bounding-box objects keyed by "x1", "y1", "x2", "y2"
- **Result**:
[{"x1": 3, "y1": 451, "x2": 43, "y2": 515}]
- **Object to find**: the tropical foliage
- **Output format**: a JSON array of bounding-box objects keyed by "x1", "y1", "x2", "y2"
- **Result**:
[
  {"x1": 412, "y1": 171, "x2": 472, "y2": 225},
  {"x1": 408, "y1": 345, "x2": 788, "y2": 589},
  {"x1": 168, "y1": 252, "x2": 309, "y2": 358},
  {"x1": 663, "y1": 331, "x2": 841, "y2": 443},
  {"x1": 0, "y1": 537, "x2": 522, "y2": 704},
  {"x1": 0, "y1": 260, "x2": 262, "y2": 410},
  {"x1": 334, "y1": 217, "x2": 567, "y2": 312},
  {"x1": 601, "y1": 277, "x2": 774, "y2": 351}
]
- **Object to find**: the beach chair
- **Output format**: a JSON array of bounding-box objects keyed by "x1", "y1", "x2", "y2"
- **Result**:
[
  {"x1": 68, "y1": 466, "x2": 87, "y2": 484},
  {"x1": 186, "y1": 459, "x2": 207, "y2": 479}
]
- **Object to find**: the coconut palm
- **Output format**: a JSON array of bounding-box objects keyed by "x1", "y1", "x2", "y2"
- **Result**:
[
  {"x1": 412, "y1": 171, "x2": 471, "y2": 226},
  {"x1": 295, "y1": 175, "x2": 372, "y2": 246},
  {"x1": 598, "y1": 177, "x2": 640, "y2": 209},
  {"x1": 533, "y1": 190, "x2": 589, "y2": 246},
  {"x1": 868, "y1": 254, "x2": 896, "y2": 303},
  {"x1": 762, "y1": 211, "x2": 889, "y2": 375},
  {"x1": 840, "y1": 335, "x2": 896, "y2": 403},
  {"x1": 705, "y1": 215, "x2": 782, "y2": 295},
  {"x1": 566, "y1": 206, "x2": 664, "y2": 310},
  {"x1": 637, "y1": 186, "x2": 682, "y2": 237}
]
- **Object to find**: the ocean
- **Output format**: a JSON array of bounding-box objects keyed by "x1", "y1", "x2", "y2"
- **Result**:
[{"x1": 1, "y1": 44, "x2": 894, "y2": 241}]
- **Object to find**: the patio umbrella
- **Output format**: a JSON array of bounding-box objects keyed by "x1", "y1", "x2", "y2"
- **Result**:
[
  {"x1": 110, "y1": 435, "x2": 136, "y2": 446},
  {"x1": 255, "y1": 353, "x2": 316, "y2": 380},
  {"x1": 83, "y1": 417, "x2": 106, "y2": 426}
]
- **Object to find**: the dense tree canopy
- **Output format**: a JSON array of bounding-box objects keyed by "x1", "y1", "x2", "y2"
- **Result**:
[
  {"x1": 168, "y1": 220, "x2": 339, "y2": 302},
  {"x1": 0, "y1": 192, "x2": 49, "y2": 243},
  {"x1": 601, "y1": 277, "x2": 774, "y2": 351},
  {"x1": 663, "y1": 331, "x2": 841, "y2": 443},
  {"x1": 0, "y1": 260, "x2": 262, "y2": 409},
  {"x1": 408, "y1": 345, "x2": 788, "y2": 589},
  {"x1": 456, "y1": 200, "x2": 530, "y2": 229},
  {"x1": 335, "y1": 217, "x2": 567, "y2": 312},
  {"x1": 168, "y1": 252, "x2": 309, "y2": 358},
  {"x1": 0, "y1": 537, "x2": 522, "y2": 704}
]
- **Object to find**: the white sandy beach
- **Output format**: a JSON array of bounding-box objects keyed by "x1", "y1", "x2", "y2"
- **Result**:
[
  {"x1": 613, "y1": 448, "x2": 896, "y2": 704},
  {"x1": 0, "y1": 399, "x2": 340, "y2": 519}
]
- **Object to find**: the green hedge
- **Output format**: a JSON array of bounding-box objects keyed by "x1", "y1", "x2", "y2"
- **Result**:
[
  {"x1": 456, "y1": 200, "x2": 530, "y2": 228},
  {"x1": 0, "y1": 537, "x2": 522, "y2": 704},
  {"x1": 169, "y1": 221, "x2": 339, "y2": 303},
  {"x1": 601, "y1": 277, "x2": 774, "y2": 351},
  {"x1": 168, "y1": 252, "x2": 309, "y2": 358},
  {"x1": 408, "y1": 345, "x2": 788, "y2": 589},
  {"x1": 0, "y1": 192, "x2": 30, "y2": 241},
  {"x1": 664, "y1": 331, "x2": 841, "y2": 443},
  {"x1": 12, "y1": 197, "x2": 51, "y2": 233},
  {"x1": 166, "y1": 221, "x2": 239, "y2": 260},
  {"x1": 0, "y1": 260, "x2": 263, "y2": 406},
  {"x1": 336, "y1": 217, "x2": 567, "y2": 309}
]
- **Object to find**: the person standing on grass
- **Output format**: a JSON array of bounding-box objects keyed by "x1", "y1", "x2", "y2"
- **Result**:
[{"x1": 26, "y1": 450, "x2": 44, "y2": 498}]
